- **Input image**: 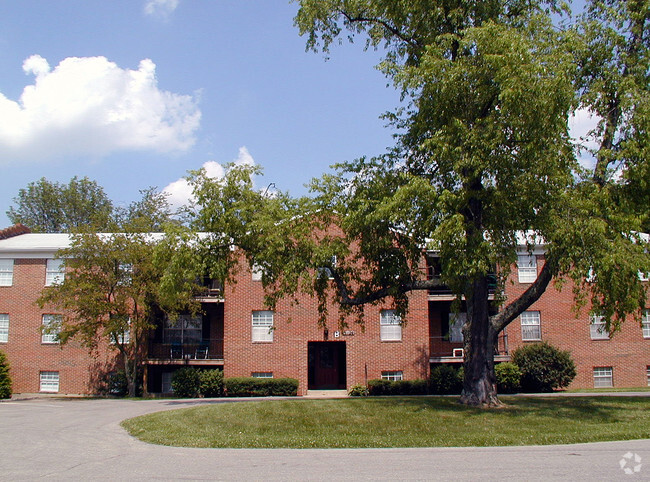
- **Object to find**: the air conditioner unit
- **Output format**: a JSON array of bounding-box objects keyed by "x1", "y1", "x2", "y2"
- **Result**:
[{"x1": 452, "y1": 348, "x2": 464, "y2": 358}]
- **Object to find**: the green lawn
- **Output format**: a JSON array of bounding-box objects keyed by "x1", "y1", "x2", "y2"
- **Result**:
[{"x1": 121, "y1": 396, "x2": 650, "y2": 448}]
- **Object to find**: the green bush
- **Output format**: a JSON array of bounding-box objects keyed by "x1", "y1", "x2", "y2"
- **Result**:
[
  {"x1": 512, "y1": 342, "x2": 576, "y2": 392},
  {"x1": 0, "y1": 351, "x2": 11, "y2": 399},
  {"x1": 108, "y1": 371, "x2": 128, "y2": 397},
  {"x1": 225, "y1": 377, "x2": 298, "y2": 397},
  {"x1": 495, "y1": 362, "x2": 522, "y2": 393},
  {"x1": 348, "y1": 384, "x2": 369, "y2": 396},
  {"x1": 199, "y1": 369, "x2": 224, "y2": 398},
  {"x1": 367, "y1": 379, "x2": 429, "y2": 395},
  {"x1": 429, "y1": 365, "x2": 463, "y2": 394},
  {"x1": 171, "y1": 367, "x2": 201, "y2": 398}
]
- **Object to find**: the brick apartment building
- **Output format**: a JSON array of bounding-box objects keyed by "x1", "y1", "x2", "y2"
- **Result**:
[{"x1": 0, "y1": 225, "x2": 648, "y2": 395}]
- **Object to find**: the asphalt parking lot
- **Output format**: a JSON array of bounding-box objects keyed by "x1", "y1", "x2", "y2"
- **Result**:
[{"x1": 1, "y1": 396, "x2": 648, "y2": 480}]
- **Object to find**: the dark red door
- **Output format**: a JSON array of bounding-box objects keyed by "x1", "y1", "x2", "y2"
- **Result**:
[{"x1": 308, "y1": 342, "x2": 346, "y2": 389}]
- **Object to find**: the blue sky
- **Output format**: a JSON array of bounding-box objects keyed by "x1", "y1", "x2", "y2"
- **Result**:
[
  {"x1": 0, "y1": 1, "x2": 592, "y2": 227},
  {"x1": 0, "y1": 0, "x2": 400, "y2": 225}
]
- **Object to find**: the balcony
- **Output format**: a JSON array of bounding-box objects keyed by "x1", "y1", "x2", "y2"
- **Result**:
[
  {"x1": 429, "y1": 332, "x2": 509, "y2": 363},
  {"x1": 146, "y1": 338, "x2": 224, "y2": 366}
]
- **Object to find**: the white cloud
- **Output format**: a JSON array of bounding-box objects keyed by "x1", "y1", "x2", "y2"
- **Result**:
[
  {"x1": 569, "y1": 108, "x2": 600, "y2": 169},
  {"x1": 144, "y1": 0, "x2": 179, "y2": 19},
  {"x1": 163, "y1": 147, "x2": 256, "y2": 209},
  {"x1": 0, "y1": 55, "x2": 200, "y2": 164}
]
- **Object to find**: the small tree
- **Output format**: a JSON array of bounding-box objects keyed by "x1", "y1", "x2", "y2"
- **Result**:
[
  {"x1": 0, "y1": 350, "x2": 11, "y2": 399},
  {"x1": 512, "y1": 342, "x2": 576, "y2": 392}
]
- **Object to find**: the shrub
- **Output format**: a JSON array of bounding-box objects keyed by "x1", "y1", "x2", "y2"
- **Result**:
[
  {"x1": 224, "y1": 377, "x2": 298, "y2": 397},
  {"x1": 495, "y1": 362, "x2": 522, "y2": 393},
  {"x1": 171, "y1": 367, "x2": 201, "y2": 398},
  {"x1": 367, "y1": 379, "x2": 429, "y2": 395},
  {"x1": 108, "y1": 371, "x2": 128, "y2": 397},
  {"x1": 199, "y1": 369, "x2": 224, "y2": 398},
  {"x1": 348, "y1": 384, "x2": 369, "y2": 396},
  {"x1": 0, "y1": 351, "x2": 11, "y2": 399},
  {"x1": 512, "y1": 342, "x2": 576, "y2": 392},
  {"x1": 429, "y1": 365, "x2": 463, "y2": 394}
]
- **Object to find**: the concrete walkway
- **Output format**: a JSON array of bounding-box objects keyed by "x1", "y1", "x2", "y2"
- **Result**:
[{"x1": 1, "y1": 396, "x2": 648, "y2": 480}]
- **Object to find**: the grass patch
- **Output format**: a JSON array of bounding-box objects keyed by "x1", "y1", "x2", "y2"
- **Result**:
[{"x1": 121, "y1": 396, "x2": 650, "y2": 448}]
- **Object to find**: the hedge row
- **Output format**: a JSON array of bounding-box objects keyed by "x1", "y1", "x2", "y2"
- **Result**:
[
  {"x1": 169, "y1": 368, "x2": 298, "y2": 398},
  {"x1": 352, "y1": 342, "x2": 576, "y2": 396}
]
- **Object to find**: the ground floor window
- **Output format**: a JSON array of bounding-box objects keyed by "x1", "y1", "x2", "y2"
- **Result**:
[
  {"x1": 252, "y1": 310, "x2": 274, "y2": 342},
  {"x1": 593, "y1": 367, "x2": 613, "y2": 388},
  {"x1": 161, "y1": 372, "x2": 174, "y2": 393},
  {"x1": 381, "y1": 371, "x2": 403, "y2": 381},
  {"x1": 520, "y1": 311, "x2": 541, "y2": 341},
  {"x1": 252, "y1": 372, "x2": 273, "y2": 378},
  {"x1": 0, "y1": 314, "x2": 8, "y2": 343},
  {"x1": 642, "y1": 310, "x2": 650, "y2": 338},
  {"x1": 647, "y1": 366, "x2": 650, "y2": 387},
  {"x1": 40, "y1": 371, "x2": 59, "y2": 392}
]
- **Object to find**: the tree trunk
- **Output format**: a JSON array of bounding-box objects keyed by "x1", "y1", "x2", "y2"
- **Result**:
[
  {"x1": 122, "y1": 349, "x2": 137, "y2": 398},
  {"x1": 459, "y1": 275, "x2": 501, "y2": 407}
]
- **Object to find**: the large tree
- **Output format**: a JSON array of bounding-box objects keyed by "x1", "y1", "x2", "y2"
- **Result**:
[
  {"x1": 7, "y1": 177, "x2": 114, "y2": 232},
  {"x1": 278, "y1": 0, "x2": 650, "y2": 406}
]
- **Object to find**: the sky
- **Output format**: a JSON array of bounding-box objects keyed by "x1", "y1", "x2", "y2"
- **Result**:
[{"x1": 0, "y1": 0, "x2": 593, "y2": 227}]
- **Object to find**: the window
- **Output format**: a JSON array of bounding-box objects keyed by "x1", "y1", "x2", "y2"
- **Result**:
[
  {"x1": 590, "y1": 315, "x2": 609, "y2": 340},
  {"x1": 593, "y1": 367, "x2": 613, "y2": 388},
  {"x1": 0, "y1": 314, "x2": 8, "y2": 342},
  {"x1": 639, "y1": 271, "x2": 650, "y2": 282},
  {"x1": 381, "y1": 371, "x2": 403, "y2": 381},
  {"x1": 163, "y1": 314, "x2": 202, "y2": 345},
  {"x1": 252, "y1": 372, "x2": 273, "y2": 378},
  {"x1": 45, "y1": 258, "x2": 65, "y2": 286},
  {"x1": 162, "y1": 372, "x2": 174, "y2": 393},
  {"x1": 41, "y1": 314, "x2": 61, "y2": 344},
  {"x1": 642, "y1": 310, "x2": 650, "y2": 339},
  {"x1": 520, "y1": 311, "x2": 541, "y2": 341},
  {"x1": 251, "y1": 264, "x2": 264, "y2": 281},
  {"x1": 517, "y1": 254, "x2": 537, "y2": 283},
  {"x1": 448, "y1": 313, "x2": 465, "y2": 343},
  {"x1": 40, "y1": 371, "x2": 59, "y2": 392},
  {"x1": 380, "y1": 310, "x2": 402, "y2": 341},
  {"x1": 117, "y1": 263, "x2": 133, "y2": 285},
  {"x1": 0, "y1": 259, "x2": 14, "y2": 286},
  {"x1": 252, "y1": 310, "x2": 274, "y2": 342},
  {"x1": 647, "y1": 366, "x2": 650, "y2": 387},
  {"x1": 317, "y1": 255, "x2": 337, "y2": 280}
]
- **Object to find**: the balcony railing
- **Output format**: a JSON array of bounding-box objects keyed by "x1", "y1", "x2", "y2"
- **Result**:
[
  {"x1": 429, "y1": 331, "x2": 508, "y2": 358},
  {"x1": 147, "y1": 338, "x2": 224, "y2": 361}
]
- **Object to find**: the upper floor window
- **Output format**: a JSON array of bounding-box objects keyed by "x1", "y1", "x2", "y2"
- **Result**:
[
  {"x1": 42, "y1": 314, "x2": 62, "y2": 344},
  {"x1": 164, "y1": 314, "x2": 202, "y2": 345},
  {"x1": 252, "y1": 310, "x2": 274, "y2": 342},
  {"x1": 639, "y1": 271, "x2": 650, "y2": 282},
  {"x1": 517, "y1": 254, "x2": 537, "y2": 283},
  {"x1": 642, "y1": 310, "x2": 650, "y2": 339},
  {"x1": 45, "y1": 259, "x2": 65, "y2": 286},
  {"x1": 0, "y1": 259, "x2": 14, "y2": 286},
  {"x1": 380, "y1": 309, "x2": 402, "y2": 341},
  {"x1": 520, "y1": 311, "x2": 541, "y2": 341},
  {"x1": 0, "y1": 314, "x2": 8, "y2": 343},
  {"x1": 590, "y1": 315, "x2": 609, "y2": 340}
]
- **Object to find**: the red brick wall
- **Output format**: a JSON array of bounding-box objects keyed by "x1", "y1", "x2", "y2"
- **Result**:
[
  {"x1": 0, "y1": 258, "x2": 119, "y2": 394},
  {"x1": 223, "y1": 259, "x2": 430, "y2": 395},
  {"x1": 503, "y1": 255, "x2": 650, "y2": 389}
]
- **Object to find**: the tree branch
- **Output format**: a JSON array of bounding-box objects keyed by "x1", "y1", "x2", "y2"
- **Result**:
[
  {"x1": 491, "y1": 255, "x2": 558, "y2": 333},
  {"x1": 341, "y1": 11, "x2": 423, "y2": 55}
]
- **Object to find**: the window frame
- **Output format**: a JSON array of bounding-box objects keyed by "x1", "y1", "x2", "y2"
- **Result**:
[
  {"x1": 0, "y1": 259, "x2": 14, "y2": 286},
  {"x1": 40, "y1": 371, "x2": 60, "y2": 392},
  {"x1": 251, "y1": 372, "x2": 273, "y2": 378},
  {"x1": 0, "y1": 314, "x2": 8, "y2": 343},
  {"x1": 45, "y1": 258, "x2": 65, "y2": 286},
  {"x1": 252, "y1": 310, "x2": 274, "y2": 343},
  {"x1": 381, "y1": 371, "x2": 404, "y2": 381},
  {"x1": 520, "y1": 311, "x2": 542, "y2": 341},
  {"x1": 448, "y1": 312, "x2": 465, "y2": 343},
  {"x1": 589, "y1": 315, "x2": 610, "y2": 340},
  {"x1": 517, "y1": 254, "x2": 537, "y2": 283},
  {"x1": 642, "y1": 310, "x2": 650, "y2": 339},
  {"x1": 380, "y1": 309, "x2": 402, "y2": 342},
  {"x1": 41, "y1": 314, "x2": 62, "y2": 344},
  {"x1": 163, "y1": 314, "x2": 202, "y2": 345},
  {"x1": 593, "y1": 367, "x2": 613, "y2": 388}
]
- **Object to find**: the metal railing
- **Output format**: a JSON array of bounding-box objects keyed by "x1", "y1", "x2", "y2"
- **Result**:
[{"x1": 147, "y1": 338, "x2": 224, "y2": 360}]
